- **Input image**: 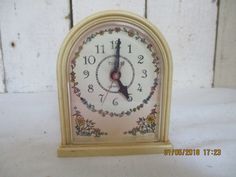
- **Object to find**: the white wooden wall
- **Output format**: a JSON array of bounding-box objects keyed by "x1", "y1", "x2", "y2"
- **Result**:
[
  {"x1": 0, "y1": 0, "x2": 233, "y2": 93},
  {"x1": 0, "y1": 0, "x2": 70, "y2": 93},
  {"x1": 148, "y1": 0, "x2": 217, "y2": 88},
  {"x1": 0, "y1": 33, "x2": 5, "y2": 92},
  {"x1": 214, "y1": 0, "x2": 236, "y2": 88}
]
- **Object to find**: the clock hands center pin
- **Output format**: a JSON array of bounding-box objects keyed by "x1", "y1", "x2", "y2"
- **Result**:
[{"x1": 110, "y1": 38, "x2": 129, "y2": 100}]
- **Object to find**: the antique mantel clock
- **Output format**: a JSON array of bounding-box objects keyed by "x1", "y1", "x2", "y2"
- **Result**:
[{"x1": 57, "y1": 11, "x2": 172, "y2": 157}]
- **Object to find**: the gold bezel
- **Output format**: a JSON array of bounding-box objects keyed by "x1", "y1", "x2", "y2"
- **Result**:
[{"x1": 57, "y1": 10, "x2": 172, "y2": 157}]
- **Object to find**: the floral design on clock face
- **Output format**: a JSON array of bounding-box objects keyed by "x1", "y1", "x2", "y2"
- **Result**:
[
  {"x1": 72, "y1": 107, "x2": 108, "y2": 137},
  {"x1": 70, "y1": 24, "x2": 161, "y2": 118}
]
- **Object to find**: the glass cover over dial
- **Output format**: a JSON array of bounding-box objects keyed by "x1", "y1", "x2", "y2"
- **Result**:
[{"x1": 68, "y1": 21, "x2": 163, "y2": 144}]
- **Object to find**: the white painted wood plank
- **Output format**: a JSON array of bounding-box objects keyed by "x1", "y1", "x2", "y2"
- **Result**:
[
  {"x1": 148, "y1": 0, "x2": 218, "y2": 89},
  {"x1": 0, "y1": 33, "x2": 6, "y2": 93},
  {"x1": 214, "y1": 0, "x2": 236, "y2": 88},
  {"x1": 72, "y1": 0, "x2": 145, "y2": 23},
  {"x1": 0, "y1": 0, "x2": 70, "y2": 92}
]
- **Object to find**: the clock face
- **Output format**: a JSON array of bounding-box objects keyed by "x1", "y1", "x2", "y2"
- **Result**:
[{"x1": 68, "y1": 21, "x2": 163, "y2": 144}]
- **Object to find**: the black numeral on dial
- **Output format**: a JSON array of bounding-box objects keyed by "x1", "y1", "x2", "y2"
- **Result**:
[
  {"x1": 137, "y1": 83, "x2": 142, "y2": 92},
  {"x1": 88, "y1": 84, "x2": 94, "y2": 93},
  {"x1": 99, "y1": 94, "x2": 104, "y2": 103},
  {"x1": 141, "y1": 69, "x2": 147, "y2": 78},
  {"x1": 83, "y1": 70, "x2": 89, "y2": 79},
  {"x1": 84, "y1": 55, "x2": 96, "y2": 65},
  {"x1": 95, "y1": 45, "x2": 105, "y2": 54},
  {"x1": 128, "y1": 94, "x2": 133, "y2": 102},
  {"x1": 128, "y1": 44, "x2": 132, "y2": 53},
  {"x1": 112, "y1": 98, "x2": 118, "y2": 106},
  {"x1": 138, "y1": 55, "x2": 144, "y2": 64},
  {"x1": 111, "y1": 40, "x2": 119, "y2": 49}
]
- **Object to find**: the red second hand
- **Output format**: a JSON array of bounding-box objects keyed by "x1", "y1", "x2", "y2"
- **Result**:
[{"x1": 102, "y1": 81, "x2": 114, "y2": 105}]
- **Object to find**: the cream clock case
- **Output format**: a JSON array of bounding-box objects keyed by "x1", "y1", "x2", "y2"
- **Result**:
[{"x1": 57, "y1": 11, "x2": 172, "y2": 157}]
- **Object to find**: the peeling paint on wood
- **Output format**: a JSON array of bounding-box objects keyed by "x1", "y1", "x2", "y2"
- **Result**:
[{"x1": 0, "y1": 0, "x2": 70, "y2": 92}]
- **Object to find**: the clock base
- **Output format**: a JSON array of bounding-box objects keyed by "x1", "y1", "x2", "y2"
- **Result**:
[{"x1": 57, "y1": 142, "x2": 172, "y2": 157}]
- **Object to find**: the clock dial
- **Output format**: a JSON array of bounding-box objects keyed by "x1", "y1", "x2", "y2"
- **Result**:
[{"x1": 69, "y1": 22, "x2": 162, "y2": 143}]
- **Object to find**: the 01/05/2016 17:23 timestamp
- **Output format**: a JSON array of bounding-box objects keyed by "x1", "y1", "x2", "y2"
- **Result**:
[{"x1": 164, "y1": 149, "x2": 222, "y2": 156}]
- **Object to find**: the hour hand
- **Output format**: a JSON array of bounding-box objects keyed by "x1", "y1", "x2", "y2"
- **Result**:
[
  {"x1": 117, "y1": 79, "x2": 129, "y2": 100},
  {"x1": 110, "y1": 71, "x2": 129, "y2": 100}
]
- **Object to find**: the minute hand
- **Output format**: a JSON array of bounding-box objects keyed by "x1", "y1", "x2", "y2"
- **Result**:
[{"x1": 114, "y1": 38, "x2": 121, "y2": 72}]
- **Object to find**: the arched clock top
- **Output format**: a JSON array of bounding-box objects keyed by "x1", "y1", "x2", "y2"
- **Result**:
[{"x1": 57, "y1": 11, "x2": 172, "y2": 157}]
